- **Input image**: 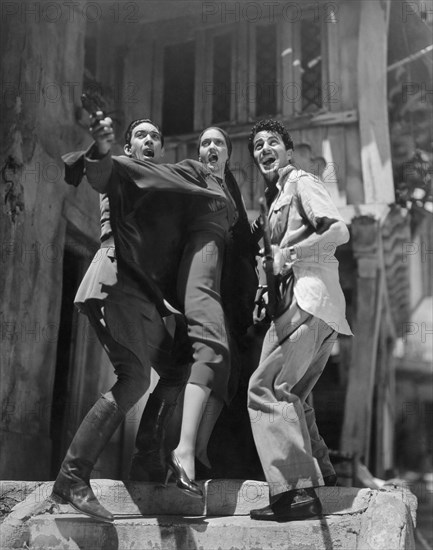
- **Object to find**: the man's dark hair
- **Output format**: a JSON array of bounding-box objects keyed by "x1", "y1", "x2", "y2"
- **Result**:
[
  {"x1": 247, "y1": 119, "x2": 294, "y2": 157},
  {"x1": 124, "y1": 118, "x2": 164, "y2": 147}
]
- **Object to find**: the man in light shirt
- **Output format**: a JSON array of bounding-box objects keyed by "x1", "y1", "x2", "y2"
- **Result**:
[{"x1": 247, "y1": 119, "x2": 352, "y2": 522}]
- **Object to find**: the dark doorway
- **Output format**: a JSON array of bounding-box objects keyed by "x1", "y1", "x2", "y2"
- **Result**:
[{"x1": 50, "y1": 246, "x2": 86, "y2": 477}]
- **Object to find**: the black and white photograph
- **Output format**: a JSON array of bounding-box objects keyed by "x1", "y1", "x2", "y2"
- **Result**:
[{"x1": 1, "y1": 1, "x2": 432, "y2": 548}]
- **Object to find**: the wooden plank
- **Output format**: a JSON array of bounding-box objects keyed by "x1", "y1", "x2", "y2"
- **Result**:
[
  {"x1": 322, "y1": 4, "x2": 341, "y2": 113},
  {"x1": 340, "y1": 216, "x2": 383, "y2": 465},
  {"x1": 373, "y1": 322, "x2": 393, "y2": 477},
  {"x1": 163, "y1": 111, "x2": 358, "y2": 152},
  {"x1": 275, "y1": 20, "x2": 282, "y2": 116},
  {"x1": 357, "y1": 0, "x2": 395, "y2": 204},
  {"x1": 230, "y1": 25, "x2": 238, "y2": 124},
  {"x1": 322, "y1": 125, "x2": 347, "y2": 207},
  {"x1": 151, "y1": 43, "x2": 164, "y2": 127},
  {"x1": 344, "y1": 123, "x2": 364, "y2": 205},
  {"x1": 307, "y1": 110, "x2": 357, "y2": 126},
  {"x1": 291, "y1": 20, "x2": 303, "y2": 116},
  {"x1": 248, "y1": 24, "x2": 257, "y2": 122},
  {"x1": 193, "y1": 29, "x2": 206, "y2": 131},
  {"x1": 280, "y1": 18, "x2": 295, "y2": 118},
  {"x1": 236, "y1": 22, "x2": 249, "y2": 123},
  {"x1": 337, "y1": 2, "x2": 361, "y2": 110},
  {"x1": 203, "y1": 30, "x2": 214, "y2": 128}
]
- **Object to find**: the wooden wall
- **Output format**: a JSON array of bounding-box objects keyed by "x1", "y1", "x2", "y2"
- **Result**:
[{"x1": 116, "y1": 1, "x2": 394, "y2": 212}]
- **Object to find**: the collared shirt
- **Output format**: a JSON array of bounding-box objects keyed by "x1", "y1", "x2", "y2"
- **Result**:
[{"x1": 269, "y1": 166, "x2": 352, "y2": 335}]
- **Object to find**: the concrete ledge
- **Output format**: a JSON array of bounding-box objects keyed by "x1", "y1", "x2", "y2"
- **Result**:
[
  {"x1": 357, "y1": 488, "x2": 417, "y2": 550},
  {"x1": 0, "y1": 480, "x2": 374, "y2": 517},
  {"x1": 19, "y1": 514, "x2": 361, "y2": 550},
  {"x1": 0, "y1": 481, "x2": 417, "y2": 550}
]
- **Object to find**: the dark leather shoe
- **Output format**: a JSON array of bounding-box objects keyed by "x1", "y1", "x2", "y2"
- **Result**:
[
  {"x1": 51, "y1": 397, "x2": 124, "y2": 523},
  {"x1": 250, "y1": 488, "x2": 322, "y2": 522},
  {"x1": 250, "y1": 503, "x2": 274, "y2": 520},
  {"x1": 52, "y1": 470, "x2": 114, "y2": 523}
]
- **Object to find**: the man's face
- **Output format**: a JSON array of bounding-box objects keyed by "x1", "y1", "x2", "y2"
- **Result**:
[
  {"x1": 124, "y1": 122, "x2": 164, "y2": 163},
  {"x1": 252, "y1": 130, "x2": 292, "y2": 180}
]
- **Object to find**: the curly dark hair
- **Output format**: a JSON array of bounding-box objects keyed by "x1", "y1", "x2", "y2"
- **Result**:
[
  {"x1": 247, "y1": 119, "x2": 294, "y2": 157},
  {"x1": 124, "y1": 118, "x2": 164, "y2": 147}
]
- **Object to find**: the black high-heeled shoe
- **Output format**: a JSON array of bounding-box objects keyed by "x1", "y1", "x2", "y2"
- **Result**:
[{"x1": 165, "y1": 452, "x2": 203, "y2": 499}]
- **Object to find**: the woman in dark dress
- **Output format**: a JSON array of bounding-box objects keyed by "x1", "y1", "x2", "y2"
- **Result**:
[{"x1": 169, "y1": 127, "x2": 257, "y2": 492}]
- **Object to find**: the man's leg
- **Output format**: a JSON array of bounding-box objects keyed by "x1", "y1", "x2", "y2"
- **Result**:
[
  {"x1": 248, "y1": 303, "x2": 334, "y2": 520},
  {"x1": 52, "y1": 299, "x2": 152, "y2": 521},
  {"x1": 130, "y1": 314, "x2": 190, "y2": 481},
  {"x1": 293, "y1": 332, "x2": 338, "y2": 484},
  {"x1": 305, "y1": 401, "x2": 337, "y2": 484}
]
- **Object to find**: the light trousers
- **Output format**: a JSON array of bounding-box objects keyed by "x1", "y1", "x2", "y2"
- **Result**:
[{"x1": 248, "y1": 295, "x2": 336, "y2": 498}]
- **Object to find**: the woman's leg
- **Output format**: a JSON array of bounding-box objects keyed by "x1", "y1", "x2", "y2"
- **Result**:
[
  {"x1": 174, "y1": 218, "x2": 229, "y2": 484},
  {"x1": 173, "y1": 383, "x2": 212, "y2": 479},
  {"x1": 195, "y1": 394, "x2": 224, "y2": 468}
]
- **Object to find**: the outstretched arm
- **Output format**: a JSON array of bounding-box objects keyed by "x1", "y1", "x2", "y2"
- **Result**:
[{"x1": 84, "y1": 113, "x2": 115, "y2": 193}]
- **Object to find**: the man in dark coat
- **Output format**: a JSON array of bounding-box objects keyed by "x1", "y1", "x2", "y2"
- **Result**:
[{"x1": 53, "y1": 115, "x2": 230, "y2": 521}]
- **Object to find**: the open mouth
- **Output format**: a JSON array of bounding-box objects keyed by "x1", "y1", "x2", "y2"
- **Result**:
[
  {"x1": 208, "y1": 152, "x2": 218, "y2": 163},
  {"x1": 261, "y1": 155, "x2": 277, "y2": 169},
  {"x1": 143, "y1": 149, "x2": 154, "y2": 158}
]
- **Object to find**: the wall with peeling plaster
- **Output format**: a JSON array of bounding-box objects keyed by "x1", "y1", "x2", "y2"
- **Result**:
[{"x1": 0, "y1": 8, "x2": 106, "y2": 480}]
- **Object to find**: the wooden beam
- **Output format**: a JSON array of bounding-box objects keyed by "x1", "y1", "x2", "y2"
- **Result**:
[
  {"x1": 291, "y1": 19, "x2": 303, "y2": 116},
  {"x1": 388, "y1": 44, "x2": 433, "y2": 72},
  {"x1": 357, "y1": 0, "x2": 395, "y2": 204},
  {"x1": 236, "y1": 21, "x2": 249, "y2": 124},
  {"x1": 247, "y1": 24, "x2": 257, "y2": 122},
  {"x1": 322, "y1": 4, "x2": 341, "y2": 113},
  {"x1": 151, "y1": 44, "x2": 164, "y2": 127},
  {"x1": 373, "y1": 325, "x2": 395, "y2": 477},
  {"x1": 340, "y1": 215, "x2": 383, "y2": 465},
  {"x1": 337, "y1": 1, "x2": 361, "y2": 110},
  {"x1": 279, "y1": 19, "x2": 294, "y2": 118},
  {"x1": 164, "y1": 110, "x2": 358, "y2": 150},
  {"x1": 193, "y1": 28, "x2": 206, "y2": 131}
]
